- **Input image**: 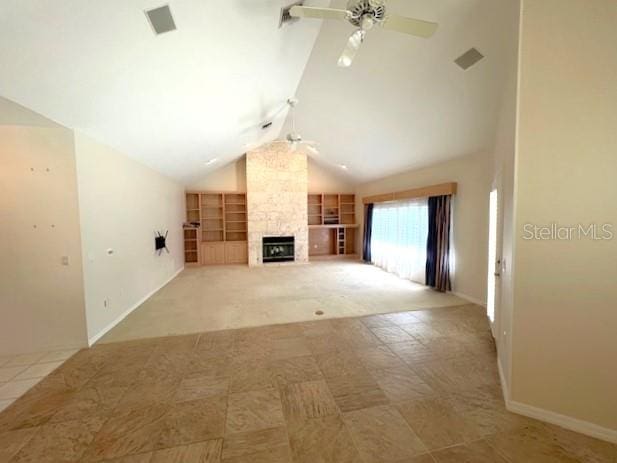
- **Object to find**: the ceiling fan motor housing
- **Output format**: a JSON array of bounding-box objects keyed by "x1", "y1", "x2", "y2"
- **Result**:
[{"x1": 347, "y1": 0, "x2": 386, "y2": 27}]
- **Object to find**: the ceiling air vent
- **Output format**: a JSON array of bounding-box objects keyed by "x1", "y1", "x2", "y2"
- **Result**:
[
  {"x1": 455, "y1": 47, "x2": 484, "y2": 70},
  {"x1": 145, "y1": 5, "x2": 177, "y2": 35},
  {"x1": 279, "y1": 1, "x2": 303, "y2": 28}
]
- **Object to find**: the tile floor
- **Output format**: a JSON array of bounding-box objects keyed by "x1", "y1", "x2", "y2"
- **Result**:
[
  {"x1": 0, "y1": 305, "x2": 615, "y2": 462},
  {"x1": 0, "y1": 349, "x2": 78, "y2": 413},
  {"x1": 99, "y1": 261, "x2": 465, "y2": 343}
]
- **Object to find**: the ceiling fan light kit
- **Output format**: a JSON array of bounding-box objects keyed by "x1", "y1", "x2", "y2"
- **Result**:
[{"x1": 290, "y1": 0, "x2": 438, "y2": 67}]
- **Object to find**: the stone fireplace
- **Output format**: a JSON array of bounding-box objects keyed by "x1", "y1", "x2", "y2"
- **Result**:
[{"x1": 246, "y1": 144, "x2": 308, "y2": 266}]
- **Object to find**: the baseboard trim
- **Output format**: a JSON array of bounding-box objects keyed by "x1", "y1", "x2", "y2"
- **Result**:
[
  {"x1": 87, "y1": 266, "x2": 184, "y2": 346},
  {"x1": 497, "y1": 360, "x2": 617, "y2": 444},
  {"x1": 506, "y1": 399, "x2": 617, "y2": 444},
  {"x1": 497, "y1": 356, "x2": 510, "y2": 403},
  {"x1": 451, "y1": 291, "x2": 486, "y2": 307}
]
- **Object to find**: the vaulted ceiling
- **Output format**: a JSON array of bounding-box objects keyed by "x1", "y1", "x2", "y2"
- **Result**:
[
  {"x1": 0, "y1": 0, "x2": 327, "y2": 182},
  {"x1": 0, "y1": 0, "x2": 518, "y2": 184},
  {"x1": 288, "y1": 0, "x2": 519, "y2": 181}
]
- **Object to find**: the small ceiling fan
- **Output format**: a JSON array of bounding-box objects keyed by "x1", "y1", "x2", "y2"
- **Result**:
[
  {"x1": 290, "y1": 0, "x2": 438, "y2": 67},
  {"x1": 280, "y1": 97, "x2": 318, "y2": 153}
]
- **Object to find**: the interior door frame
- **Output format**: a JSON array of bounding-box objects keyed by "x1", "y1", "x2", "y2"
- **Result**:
[{"x1": 487, "y1": 176, "x2": 504, "y2": 339}]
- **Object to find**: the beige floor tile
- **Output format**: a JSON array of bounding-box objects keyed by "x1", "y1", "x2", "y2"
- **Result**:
[
  {"x1": 3, "y1": 352, "x2": 48, "y2": 367},
  {"x1": 356, "y1": 345, "x2": 408, "y2": 371},
  {"x1": 11, "y1": 415, "x2": 106, "y2": 463},
  {"x1": 150, "y1": 439, "x2": 222, "y2": 462},
  {"x1": 383, "y1": 311, "x2": 423, "y2": 325},
  {"x1": 99, "y1": 262, "x2": 466, "y2": 343},
  {"x1": 105, "y1": 453, "x2": 153, "y2": 462},
  {"x1": 0, "y1": 427, "x2": 38, "y2": 461},
  {"x1": 116, "y1": 377, "x2": 181, "y2": 411},
  {"x1": 370, "y1": 326, "x2": 416, "y2": 343},
  {"x1": 0, "y1": 378, "x2": 41, "y2": 400},
  {"x1": 174, "y1": 374, "x2": 229, "y2": 403},
  {"x1": 386, "y1": 341, "x2": 435, "y2": 366},
  {"x1": 222, "y1": 445, "x2": 292, "y2": 463},
  {"x1": 303, "y1": 333, "x2": 351, "y2": 355},
  {"x1": 2, "y1": 303, "x2": 612, "y2": 462},
  {"x1": 226, "y1": 388, "x2": 285, "y2": 434},
  {"x1": 432, "y1": 439, "x2": 509, "y2": 462},
  {"x1": 36, "y1": 350, "x2": 79, "y2": 364},
  {"x1": 222, "y1": 426, "x2": 289, "y2": 460},
  {"x1": 314, "y1": 350, "x2": 366, "y2": 378},
  {"x1": 343, "y1": 405, "x2": 427, "y2": 462},
  {"x1": 230, "y1": 360, "x2": 275, "y2": 393},
  {"x1": 397, "y1": 396, "x2": 482, "y2": 451},
  {"x1": 13, "y1": 361, "x2": 63, "y2": 380},
  {"x1": 516, "y1": 420, "x2": 617, "y2": 463},
  {"x1": 0, "y1": 366, "x2": 27, "y2": 382},
  {"x1": 484, "y1": 426, "x2": 582, "y2": 462},
  {"x1": 401, "y1": 454, "x2": 436, "y2": 463},
  {"x1": 0, "y1": 398, "x2": 15, "y2": 412},
  {"x1": 50, "y1": 383, "x2": 128, "y2": 423},
  {"x1": 84, "y1": 404, "x2": 170, "y2": 461},
  {"x1": 373, "y1": 367, "x2": 435, "y2": 403},
  {"x1": 288, "y1": 414, "x2": 362, "y2": 463},
  {"x1": 155, "y1": 396, "x2": 227, "y2": 449},
  {"x1": 269, "y1": 355, "x2": 324, "y2": 388},
  {"x1": 325, "y1": 371, "x2": 389, "y2": 413},
  {"x1": 399, "y1": 323, "x2": 446, "y2": 343},
  {"x1": 280, "y1": 380, "x2": 338, "y2": 426},
  {"x1": 360, "y1": 314, "x2": 397, "y2": 329}
]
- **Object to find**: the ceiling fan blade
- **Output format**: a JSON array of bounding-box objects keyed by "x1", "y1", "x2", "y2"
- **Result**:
[
  {"x1": 337, "y1": 30, "x2": 365, "y2": 67},
  {"x1": 289, "y1": 6, "x2": 350, "y2": 21},
  {"x1": 382, "y1": 14, "x2": 438, "y2": 38}
]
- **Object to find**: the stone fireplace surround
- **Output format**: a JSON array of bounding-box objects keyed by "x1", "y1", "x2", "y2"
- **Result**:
[{"x1": 246, "y1": 143, "x2": 309, "y2": 266}]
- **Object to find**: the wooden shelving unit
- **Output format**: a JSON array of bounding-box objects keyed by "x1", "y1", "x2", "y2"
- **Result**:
[
  {"x1": 308, "y1": 194, "x2": 323, "y2": 226},
  {"x1": 224, "y1": 193, "x2": 247, "y2": 242},
  {"x1": 183, "y1": 227, "x2": 200, "y2": 266},
  {"x1": 185, "y1": 191, "x2": 248, "y2": 265},
  {"x1": 307, "y1": 193, "x2": 358, "y2": 259}
]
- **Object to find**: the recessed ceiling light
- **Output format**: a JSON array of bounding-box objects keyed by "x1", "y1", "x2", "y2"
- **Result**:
[
  {"x1": 340, "y1": 164, "x2": 348, "y2": 170},
  {"x1": 205, "y1": 158, "x2": 218, "y2": 166}
]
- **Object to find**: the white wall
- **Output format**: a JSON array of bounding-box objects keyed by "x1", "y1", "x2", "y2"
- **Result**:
[
  {"x1": 308, "y1": 158, "x2": 355, "y2": 193},
  {"x1": 490, "y1": 0, "x2": 521, "y2": 393},
  {"x1": 356, "y1": 152, "x2": 491, "y2": 305},
  {"x1": 188, "y1": 156, "x2": 355, "y2": 195},
  {"x1": 74, "y1": 132, "x2": 185, "y2": 343},
  {"x1": 509, "y1": 0, "x2": 617, "y2": 434},
  {"x1": 187, "y1": 157, "x2": 247, "y2": 192},
  {"x1": 1, "y1": 98, "x2": 88, "y2": 354}
]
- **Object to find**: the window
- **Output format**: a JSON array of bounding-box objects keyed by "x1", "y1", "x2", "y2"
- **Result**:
[{"x1": 370, "y1": 198, "x2": 429, "y2": 283}]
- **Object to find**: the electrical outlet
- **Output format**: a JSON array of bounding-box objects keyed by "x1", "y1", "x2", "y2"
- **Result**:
[
  {"x1": 103, "y1": 298, "x2": 110, "y2": 309},
  {"x1": 61, "y1": 256, "x2": 69, "y2": 266}
]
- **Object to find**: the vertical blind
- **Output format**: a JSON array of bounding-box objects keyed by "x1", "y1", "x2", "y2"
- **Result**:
[{"x1": 370, "y1": 198, "x2": 429, "y2": 284}]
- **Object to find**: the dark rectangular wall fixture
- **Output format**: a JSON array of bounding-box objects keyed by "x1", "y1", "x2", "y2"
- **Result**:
[
  {"x1": 145, "y1": 5, "x2": 177, "y2": 35},
  {"x1": 455, "y1": 48, "x2": 484, "y2": 70}
]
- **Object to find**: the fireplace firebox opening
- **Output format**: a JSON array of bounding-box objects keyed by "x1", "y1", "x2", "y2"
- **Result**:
[{"x1": 263, "y1": 236, "x2": 295, "y2": 263}]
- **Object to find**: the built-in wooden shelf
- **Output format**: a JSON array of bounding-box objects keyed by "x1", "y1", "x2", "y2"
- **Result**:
[
  {"x1": 185, "y1": 191, "x2": 248, "y2": 266},
  {"x1": 307, "y1": 193, "x2": 358, "y2": 259}
]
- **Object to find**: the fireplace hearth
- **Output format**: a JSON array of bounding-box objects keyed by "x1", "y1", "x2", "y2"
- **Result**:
[{"x1": 263, "y1": 236, "x2": 295, "y2": 263}]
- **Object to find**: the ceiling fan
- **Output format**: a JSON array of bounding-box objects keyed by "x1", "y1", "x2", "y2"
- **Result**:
[
  {"x1": 279, "y1": 97, "x2": 319, "y2": 153},
  {"x1": 290, "y1": 0, "x2": 438, "y2": 67}
]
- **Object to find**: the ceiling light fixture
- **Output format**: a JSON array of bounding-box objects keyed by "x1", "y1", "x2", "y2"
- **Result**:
[
  {"x1": 340, "y1": 164, "x2": 348, "y2": 170},
  {"x1": 205, "y1": 158, "x2": 218, "y2": 166}
]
